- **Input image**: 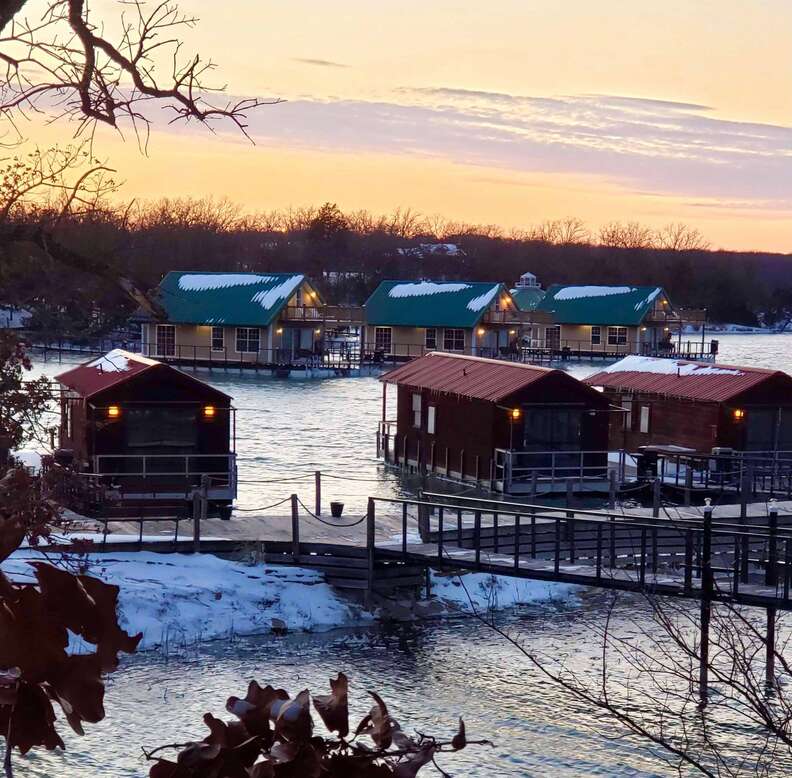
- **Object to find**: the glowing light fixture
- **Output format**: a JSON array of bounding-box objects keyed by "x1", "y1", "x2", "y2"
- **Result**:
[
  {"x1": 314, "y1": 328, "x2": 322, "y2": 335},
  {"x1": 203, "y1": 405, "x2": 216, "y2": 419},
  {"x1": 107, "y1": 405, "x2": 120, "y2": 419},
  {"x1": 733, "y1": 408, "x2": 745, "y2": 420},
  {"x1": 276, "y1": 327, "x2": 283, "y2": 335},
  {"x1": 511, "y1": 407, "x2": 522, "y2": 420},
  {"x1": 509, "y1": 329, "x2": 516, "y2": 335},
  {"x1": 477, "y1": 327, "x2": 486, "y2": 336}
]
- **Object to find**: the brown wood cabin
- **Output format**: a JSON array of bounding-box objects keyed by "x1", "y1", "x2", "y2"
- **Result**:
[
  {"x1": 584, "y1": 356, "x2": 792, "y2": 454},
  {"x1": 55, "y1": 349, "x2": 236, "y2": 518},
  {"x1": 378, "y1": 352, "x2": 611, "y2": 493}
]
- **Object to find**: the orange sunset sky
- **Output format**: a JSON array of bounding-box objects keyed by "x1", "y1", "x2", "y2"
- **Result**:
[{"x1": 22, "y1": 0, "x2": 792, "y2": 252}]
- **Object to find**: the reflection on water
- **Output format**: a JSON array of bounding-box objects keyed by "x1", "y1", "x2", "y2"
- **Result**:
[{"x1": 20, "y1": 594, "x2": 698, "y2": 778}]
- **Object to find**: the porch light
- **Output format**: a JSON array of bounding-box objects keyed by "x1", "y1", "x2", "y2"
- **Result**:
[
  {"x1": 276, "y1": 327, "x2": 283, "y2": 335},
  {"x1": 664, "y1": 327, "x2": 670, "y2": 332},
  {"x1": 511, "y1": 407, "x2": 522, "y2": 421},
  {"x1": 641, "y1": 327, "x2": 647, "y2": 332},
  {"x1": 733, "y1": 408, "x2": 745, "y2": 421},
  {"x1": 203, "y1": 405, "x2": 216, "y2": 419},
  {"x1": 107, "y1": 405, "x2": 121, "y2": 419},
  {"x1": 314, "y1": 328, "x2": 322, "y2": 335},
  {"x1": 509, "y1": 329, "x2": 516, "y2": 335},
  {"x1": 477, "y1": 327, "x2": 486, "y2": 336}
]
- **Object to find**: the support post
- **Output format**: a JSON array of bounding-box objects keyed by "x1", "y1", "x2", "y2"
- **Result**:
[
  {"x1": 652, "y1": 477, "x2": 661, "y2": 518},
  {"x1": 699, "y1": 500, "x2": 714, "y2": 705},
  {"x1": 291, "y1": 493, "x2": 300, "y2": 559},
  {"x1": 366, "y1": 497, "x2": 376, "y2": 607},
  {"x1": 609, "y1": 469, "x2": 617, "y2": 510},
  {"x1": 194, "y1": 474, "x2": 209, "y2": 553},
  {"x1": 767, "y1": 607, "x2": 777, "y2": 688},
  {"x1": 314, "y1": 470, "x2": 321, "y2": 516}
]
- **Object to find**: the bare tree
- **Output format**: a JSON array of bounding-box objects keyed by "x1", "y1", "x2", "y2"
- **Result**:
[
  {"x1": 530, "y1": 217, "x2": 590, "y2": 245},
  {"x1": 599, "y1": 220, "x2": 656, "y2": 250},
  {"x1": 657, "y1": 222, "x2": 711, "y2": 252},
  {"x1": 0, "y1": 0, "x2": 275, "y2": 144}
]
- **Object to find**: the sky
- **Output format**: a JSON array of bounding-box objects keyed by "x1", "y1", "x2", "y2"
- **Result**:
[{"x1": 23, "y1": 0, "x2": 792, "y2": 251}]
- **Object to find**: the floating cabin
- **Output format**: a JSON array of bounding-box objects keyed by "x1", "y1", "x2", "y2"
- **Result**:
[
  {"x1": 55, "y1": 350, "x2": 236, "y2": 518},
  {"x1": 378, "y1": 352, "x2": 611, "y2": 493},
  {"x1": 584, "y1": 356, "x2": 792, "y2": 455}
]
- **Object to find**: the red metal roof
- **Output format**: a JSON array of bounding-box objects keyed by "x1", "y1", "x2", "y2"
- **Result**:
[
  {"x1": 56, "y1": 350, "x2": 159, "y2": 398},
  {"x1": 56, "y1": 350, "x2": 231, "y2": 401},
  {"x1": 380, "y1": 352, "x2": 561, "y2": 402},
  {"x1": 584, "y1": 356, "x2": 786, "y2": 403}
]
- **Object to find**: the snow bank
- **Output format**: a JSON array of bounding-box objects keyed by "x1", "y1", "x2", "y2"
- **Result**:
[
  {"x1": 388, "y1": 282, "x2": 471, "y2": 299},
  {"x1": 250, "y1": 275, "x2": 304, "y2": 310},
  {"x1": 466, "y1": 284, "x2": 500, "y2": 312},
  {"x1": 431, "y1": 572, "x2": 578, "y2": 611},
  {"x1": 553, "y1": 286, "x2": 634, "y2": 300},
  {"x1": 2, "y1": 550, "x2": 371, "y2": 650},
  {"x1": 178, "y1": 274, "x2": 274, "y2": 291},
  {"x1": 602, "y1": 355, "x2": 743, "y2": 377}
]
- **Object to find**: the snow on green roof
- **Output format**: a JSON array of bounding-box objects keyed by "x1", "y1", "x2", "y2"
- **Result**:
[
  {"x1": 535, "y1": 284, "x2": 667, "y2": 326},
  {"x1": 154, "y1": 272, "x2": 308, "y2": 327},
  {"x1": 510, "y1": 286, "x2": 546, "y2": 312},
  {"x1": 364, "y1": 280, "x2": 506, "y2": 328}
]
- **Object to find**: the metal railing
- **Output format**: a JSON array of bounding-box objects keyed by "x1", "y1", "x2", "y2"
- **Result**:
[{"x1": 494, "y1": 448, "x2": 611, "y2": 492}]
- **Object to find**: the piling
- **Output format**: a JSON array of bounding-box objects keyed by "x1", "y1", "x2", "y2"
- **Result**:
[
  {"x1": 315, "y1": 471, "x2": 322, "y2": 516},
  {"x1": 291, "y1": 493, "x2": 300, "y2": 558},
  {"x1": 699, "y1": 500, "x2": 714, "y2": 704}
]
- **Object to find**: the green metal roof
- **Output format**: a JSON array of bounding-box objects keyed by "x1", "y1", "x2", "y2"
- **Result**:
[
  {"x1": 509, "y1": 286, "x2": 546, "y2": 312},
  {"x1": 364, "y1": 280, "x2": 506, "y2": 328},
  {"x1": 153, "y1": 271, "x2": 308, "y2": 327},
  {"x1": 535, "y1": 284, "x2": 667, "y2": 326}
]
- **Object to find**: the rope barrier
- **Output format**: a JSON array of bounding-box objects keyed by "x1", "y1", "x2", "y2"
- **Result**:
[
  {"x1": 296, "y1": 497, "x2": 369, "y2": 528},
  {"x1": 233, "y1": 496, "x2": 292, "y2": 513}
]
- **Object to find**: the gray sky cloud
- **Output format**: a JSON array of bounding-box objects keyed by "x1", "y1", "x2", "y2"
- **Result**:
[{"x1": 292, "y1": 58, "x2": 349, "y2": 68}]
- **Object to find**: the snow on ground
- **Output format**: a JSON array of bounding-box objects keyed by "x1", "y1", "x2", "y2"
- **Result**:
[
  {"x1": 1, "y1": 544, "x2": 579, "y2": 651},
  {"x1": 430, "y1": 572, "x2": 578, "y2": 612},
  {"x1": 2, "y1": 549, "x2": 371, "y2": 650}
]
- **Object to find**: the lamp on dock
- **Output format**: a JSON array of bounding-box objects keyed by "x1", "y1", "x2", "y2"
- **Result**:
[
  {"x1": 511, "y1": 407, "x2": 522, "y2": 421},
  {"x1": 107, "y1": 405, "x2": 120, "y2": 419},
  {"x1": 733, "y1": 408, "x2": 745, "y2": 421},
  {"x1": 203, "y1": 405, "x2": 216, "y2": 419},
  {"x1": 477, "y1": 327, "x2": 486, "y2": 336}
]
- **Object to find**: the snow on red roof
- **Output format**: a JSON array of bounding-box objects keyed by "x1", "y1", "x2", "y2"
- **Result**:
[
  {"x1": 584, "y1": 355, "x2": 785, "y2": 403},
  {"x1": 56, "y1": 350, "x2": 160, "y2": 398},
  {"x1": 380, "y1": 352, "x2": 563, "y2": 402}
]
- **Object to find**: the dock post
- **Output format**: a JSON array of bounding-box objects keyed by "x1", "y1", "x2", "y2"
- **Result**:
[
  {"x1": 766, "y1": 607, "x2": 777, "y2": 688},
  {"x1": 530, "y1": 470, "x2": 538, "y2": 499},
  {"x1": 194, "y1": 475, "x2": 209, "y2": 552},
  {"x1": 315, "y1": 471, "x2": 321, "y2": 516},
  {"x1": 366, "y1": 498, "x2": 376, "y2": 607},
  {"x1": 565, "y1": 477, "x2": 574, "y2": 513},
  {"x1": 652, "y1": 478, "x2": 661, "y2": 518},
  {"x1": 291, "y1": 493, "x2": 300, "y2": 559},
  {"x1": 609, "y1": 469, "x2": 617, "y2": 510},
  {"x1": 766, "y1": 501, "x2": 779, "y2": 687},
  {"x1": 699, "y1": 500, "x2": 714, "y2": 705},
  {"x1": 684, "y1": 468, "x2": 693, "y2": 507}
]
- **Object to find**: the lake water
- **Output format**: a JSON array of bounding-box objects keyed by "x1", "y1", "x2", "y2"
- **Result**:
[{"x1": 22, "y1": 333, "x2": 792, "y2": 776}]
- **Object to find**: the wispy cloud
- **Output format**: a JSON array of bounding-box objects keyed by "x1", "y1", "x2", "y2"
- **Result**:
[
  {"x1": 292, "y1": 58, "x2": 349, "y2": 68},
  {"x1": 198, "y1": 87, "x2": 792, "y2": 207}
]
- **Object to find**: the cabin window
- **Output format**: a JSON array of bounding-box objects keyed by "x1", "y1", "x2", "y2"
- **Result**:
[
  {"x1": 523, "y1": 408, "x2": 582, "y2": 451},
  {"x1": 126, "y1": 407, "x2": 197, "y2": 452},
  {"x1": 425, "y1": 328, "x2": 437, "y2": 350},
  {"x1": 591, "y1": 326, "x2": 601, "y2": 345},
  {"x1": 375, "y1": 327, "x2": 392, "y2": 354},
  {"x1": 639, "y1": 405, "x2": 651, "y2": 434},
  {"x1": 412, "y1": 393, "x2": 422, "y2": 428},
  {"x1": 155, "y1": 324, "x2": 175, "y2": 357},
  {"x1": 545, "y1": 326, "x2": 561, "y2": 350},
  {"x1": 427, "y1": 406, "x2": 436, "y2": 435},
  {"x1": 621, "y1": 400, "x2": 633, "y2": 430},
  {"x1": 62, "y1": 401, "x2": 73, "y2": 440},
  {"x1": 443, "y1": 328, "x2": 465, "y2": 352},
  {"x1": 607, "y1": 326, "x2": 628, "y2": 346},
  {"x1": 211, "y1": 326, "x2": 225, "y2": 352},
  {"x1": 236, "y1": 327, "x2": 260, "y2": 353}
]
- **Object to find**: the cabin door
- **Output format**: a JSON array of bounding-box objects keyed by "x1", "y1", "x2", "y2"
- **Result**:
[
  {"x1": 521, "y1": 407, "x2": 583, "y2": 472},
  {"x1": 545, "y1": 326, "x2": 560, "y2": 351}
]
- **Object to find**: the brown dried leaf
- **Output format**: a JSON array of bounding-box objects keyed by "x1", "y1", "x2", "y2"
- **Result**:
[
  {"x1": 272, "y1": 689, "x2": 313, "y2": 743},
  {"x1": 312, "y1": 672, "x2": 349, "y2": 737},
  {"x1": 355, "y1": 691, "x2": 394, "y2": 750},
  {"x1": 392, "y1": 743, "x2": 437, "y2": 778}
]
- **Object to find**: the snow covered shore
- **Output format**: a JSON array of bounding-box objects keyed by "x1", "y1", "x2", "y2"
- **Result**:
[{"x1": 1, "y1": 548, "x2": 578, "y2": 651}]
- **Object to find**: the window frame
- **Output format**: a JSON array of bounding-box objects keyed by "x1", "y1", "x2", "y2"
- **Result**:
[
  {"x1": 235, "y1": 326, "x2": 260, "y2": 354},
  {"x1": 427, "y1": 405, "x2": 437, "y2": 435},
  {"x1": 443, "y1": 328, "x2": 465, "y2": 352},
  {"x1": 412, "y1": 393, "x2": 422, "y2": 429},
  {"x1": 591, "y1": 325, "x2": 601, "y2": 345},
  {"x1": 211, "y1": 326, "x2": 225, "y2": 352},
  {"x1": 622, "y1": 399, "x2": 633, "y2": 431},
  {"x1": 374, "y1": 326, "x2": 392, "y2": 354},
  {"x1": 639, "y1": 405, "x2": 651, "y2": 434},
  {"x1": 425, "y1": 327, "x2": 437, "y2": 350},
  {"x1": 155, "y1": 324, "x2": 176, "y2": 357},
  {"x1": 607, "y1": 326, "x2": 628, "y2": 346}
]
